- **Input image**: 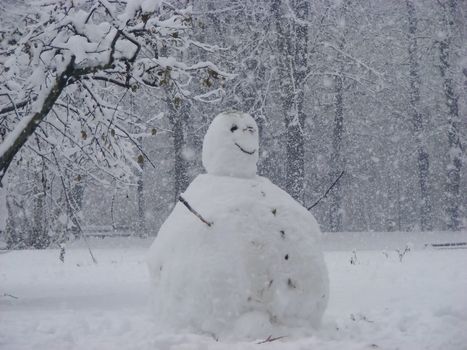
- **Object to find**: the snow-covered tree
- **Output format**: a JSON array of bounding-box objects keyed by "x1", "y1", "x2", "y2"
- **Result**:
[
  {"x1": 0, "y1": 0, "x2": 231, "y2": 246},
  {"x1": 0, "y1": 0, "x2": 229, "y2": 182}
]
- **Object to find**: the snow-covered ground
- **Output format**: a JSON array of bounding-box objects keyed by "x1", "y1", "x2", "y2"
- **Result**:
[{"x1": 1, "y1": 232, "x2": 466, "y2": 350}]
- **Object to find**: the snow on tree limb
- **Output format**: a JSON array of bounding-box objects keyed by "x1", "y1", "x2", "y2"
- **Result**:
[
  {"x1": 0, "y1": 0, "x2": 231, "y2": 186},
  {"x1": 0, "y1": 56, "x2": 77, "y2": 183}
]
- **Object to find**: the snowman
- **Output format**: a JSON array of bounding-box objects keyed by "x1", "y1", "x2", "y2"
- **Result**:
[{"x1": 147, "y1": 111, "x2": 329, "y2": 339}]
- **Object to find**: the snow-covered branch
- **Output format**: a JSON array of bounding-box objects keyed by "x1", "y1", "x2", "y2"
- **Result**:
[{"x1": 0, "y1": 0, "x2": 231, "y2": 186}]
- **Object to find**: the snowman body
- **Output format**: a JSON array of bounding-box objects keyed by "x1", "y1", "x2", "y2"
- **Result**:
[{"x1": 147, "y1": 112, "x2": 328, "y2": 338}]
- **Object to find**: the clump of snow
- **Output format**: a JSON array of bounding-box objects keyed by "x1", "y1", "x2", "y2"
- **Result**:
[
  {"x1": 147, "y1": 111, "x2": 328, "y2": 339},
  {"x1": 202, "y1": 111, "x2": 259, "y2": 179},
  {"x1": 147, "y1": 175, "x2": 329, "y2": 339},
  {"x1": 120, "y1": 0, "x2": 161, "y2": 23},
  {"x1": 181, "y1": 146, "x2": 196, "y2": 161},
  {"x1": 66, "y1": 35, "x2": 98, "y2": 63}
]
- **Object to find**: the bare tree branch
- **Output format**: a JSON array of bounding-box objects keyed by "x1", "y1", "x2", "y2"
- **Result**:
[{"x1": 51, "y1": 150, "x2": 97, "y2": 264}]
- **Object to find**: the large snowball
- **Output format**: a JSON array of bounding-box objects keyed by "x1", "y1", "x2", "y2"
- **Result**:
[
  {"x1": 202, "y1": 111, "x2": 259, "y2": 178},
  {"x1": 147, "y1": 179, "x2": 329, "y2": 339}
]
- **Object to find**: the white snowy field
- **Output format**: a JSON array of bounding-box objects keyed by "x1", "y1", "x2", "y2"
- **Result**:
[{"x1": 1, "y1": 232, "x2": 467, "y2": 350}]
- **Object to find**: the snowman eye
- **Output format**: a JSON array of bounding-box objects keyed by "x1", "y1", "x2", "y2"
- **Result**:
[{"x1": 230, "y1": 124, "x2": 238, "y2": 132}]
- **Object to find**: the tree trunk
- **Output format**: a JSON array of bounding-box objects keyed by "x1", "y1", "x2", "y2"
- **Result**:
[
  {"x1": 329, "y1": 2, "x2": 349, "y2": 232},
  {"x1": 0, "y1": 125, "x2": 7, "y2": 233},
  {"x1": 31, "y1": 168, "x2": 49, "y2": 248},
  {"x1": 167, "y1": 97, "x2": 189, "y2": 203},
  {"x1": 136, "y1": 137, "x2": 146, "y2": 237},
  {"x1": 69, "y1": 176, "x2": 85, "y2": 238},
  {"x1": 273, "y1": 0, "x2": 308, "y2": 203},
  {"x1": 406, "y1": 0, "x2": 432, "y2": 231},
  {"x1": 438, "y1": 0, "x2": 462, "y2": 230},
  {"x1": 329, "y1": 66, "x2": 344, "y2": 232}
]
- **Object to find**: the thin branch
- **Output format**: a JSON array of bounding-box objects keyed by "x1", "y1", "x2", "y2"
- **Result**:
[
  {"x1": 51, "y1": 150, "x2": 97, "y2": 264},
  {"x1": 0, "y1": 93, "x2": 20, "y2": 119},
  {"x1": 178, "y1": 195, "x2": 212, "y2": 227},
  {"x1": 84, "y1": 75, "x2": 130, "y2": 88},
  {"x1": 0, "y1": 98, "x2": 32, "y2": 116},
  {"x1": 324, "y1": 42, "x2": 383, "y2": 78},
  {"x1": 307, "y1": 170, "x2": 345, "y2": 210},
  {"x1": 112, "y1": 123, "x2": 157, "y2": 169}
]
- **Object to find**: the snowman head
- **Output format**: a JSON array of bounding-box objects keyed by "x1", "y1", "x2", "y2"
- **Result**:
[{"x1": 202, "y1": 111, "x2": 259, "y2": 178}]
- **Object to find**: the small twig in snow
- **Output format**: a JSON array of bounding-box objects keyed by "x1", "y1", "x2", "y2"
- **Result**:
[
  {"x1": 257, "y1": 335, "x2": 287, "y2": 344},
  {"x1": 350, "y1": 313, "x2": 374, "y2": 323},
  {"x1": 3, "y1": 293, "x2": 19, "y2": 299},
  {"x1": 350, "y1": 250, "x2": 358, "y2": 265},
  {"x1": 395, "y1": 245, "x2": 411, "y2": 262},
  {"x1": 59, "y1": 243, "x2": 66, "y2": 263}
]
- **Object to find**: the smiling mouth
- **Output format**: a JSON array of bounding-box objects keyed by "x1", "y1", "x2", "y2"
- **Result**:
[{"x1": 235, "y1": 143, "x2": 256, "y2": 155}]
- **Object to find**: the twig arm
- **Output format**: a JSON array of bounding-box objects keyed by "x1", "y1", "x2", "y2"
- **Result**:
[
  {"x1": 178, "y1": 195, "x2": 213, "y2": 227},
  {"x1": 307, "y1": 170, "x2": 345, "y2": 210}
]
